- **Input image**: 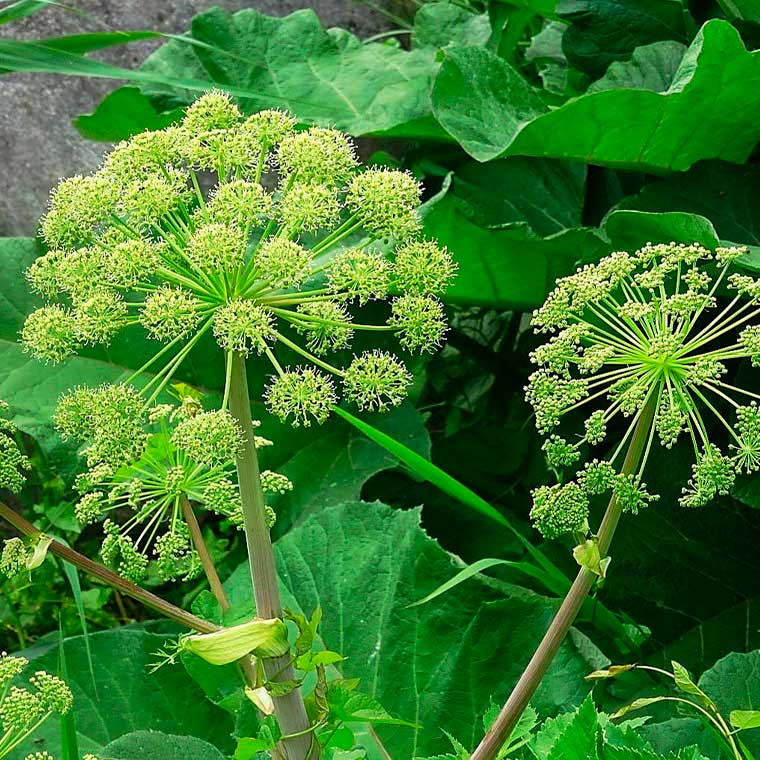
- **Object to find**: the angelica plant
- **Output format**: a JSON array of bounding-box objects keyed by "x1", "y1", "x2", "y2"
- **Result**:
[
  {"x1": 21, "y1": 90, "x2": 455, "y2": 422},
  {"x1": 20, "y1": 90, "x2": 454, "y2": 760},
  {"x1": 473, "y1": 242, "x2": 760, "y2": 760},
  {"x1": 0, "y1": 653, "x2": 73, "y2": 759}
]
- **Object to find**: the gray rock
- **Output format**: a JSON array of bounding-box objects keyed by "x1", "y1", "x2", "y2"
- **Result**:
[{"x1": 0, "y1": 1, "x2": 389, "y2": 237}]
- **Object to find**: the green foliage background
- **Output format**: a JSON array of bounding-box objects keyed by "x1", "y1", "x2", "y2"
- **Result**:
[{"x1": 2, "y1": 0, "x2": 760, "y2": 757}]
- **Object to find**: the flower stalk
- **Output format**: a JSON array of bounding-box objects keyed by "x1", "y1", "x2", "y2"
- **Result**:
[
  {"x1": 0, "y1": 500, "x2": 215, "y2": 634},
  {"x1": 471, "y1": 392, "x2": 658, "y2": 760},
  {"x1": 228, "y1": 352, "x2": 316, "y2": 760}
]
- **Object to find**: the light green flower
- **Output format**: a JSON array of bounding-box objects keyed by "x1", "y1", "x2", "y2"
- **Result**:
[{"x1": 527, "y1": 242, "x2": 760, "y2": 538}]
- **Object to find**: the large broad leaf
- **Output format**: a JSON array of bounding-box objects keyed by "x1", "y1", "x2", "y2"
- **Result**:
[
  {"x1": 587, "y1": 40, "x2": 687, "y2": 92},
  {"x1": 74, "y1": 86, "x2": 184, "y2": 142},
  {"x1": 698, "y1": 651, "x2": 760, "y2": 756},
  {"x1": 422, "y1": 174, "x2": 607, "y2": 309},
  {"x1": 556, "y1": 0, "x2": 691, "y2": 77},
  {"x1": 138, "y1": 6, "x2": 442, "y2": 138},
  {"x1": 266, "y1": 402, "x2": 431, "y2": 533},
  {"x1": 9, "y1": 628, "x2": 235, "y2": 758},
  {"x1": 222, "y1": 501, "x2": 605, "y2": 757},
  {"x1": 99, "y1": 731, "x2": 226, "y2": 760},
  {"x1": 431, "y1": 20, "x2": 760, "y2": 169},
  {"x1": 617, "y1": 161, "x2": 760, "y2": 245}
]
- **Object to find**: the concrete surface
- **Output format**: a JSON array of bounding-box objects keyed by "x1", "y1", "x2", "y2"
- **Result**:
[{"x1": 0, "y1": 1, "x2": 389, "y2": 237}]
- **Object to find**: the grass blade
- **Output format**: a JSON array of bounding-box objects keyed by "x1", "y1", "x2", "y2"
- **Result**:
[{"x1": 57, "y1": 620, "x2": 79, "y2": 760}]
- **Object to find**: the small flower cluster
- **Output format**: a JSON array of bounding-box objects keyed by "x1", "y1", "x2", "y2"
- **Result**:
[
  {"x1": 22, "y1": 91, "x2": 456, "y2": 426},
  {"x1": 58, "y1": 385, "x2": 286, "y2": 582},
  {"x1": 0, "y1": 401, "x2": 31, "y2": 493},
  {"x1": 527, "y1": 243, "x2": 760, "y2": 538},
  {"x1": 0, "y1": 653, "x2": 73, "y2": 758}
]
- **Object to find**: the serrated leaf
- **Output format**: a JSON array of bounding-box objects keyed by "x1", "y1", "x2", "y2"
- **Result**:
[{"x1": 221, "y1": 502, "x2": 604, "y2": 757}]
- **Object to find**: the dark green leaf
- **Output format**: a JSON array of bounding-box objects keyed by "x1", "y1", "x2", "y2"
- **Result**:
[
  {"x1": 74, "y1": 86, "x2": 183, "y2": 141},
  {"x1": 588, "y1": 40, "x2": 686, "y2": 92},
  {"x1": 431, "y1": 21, "x2": 760, "y2": 170},
  {"x1": 100, "y1": 731, "x2": 227, "y2": 760},
  {"x1": 557, "y1": 0, "x2": 691, "y2": 77},
  {"x1": 12, "y1": 629, "x2": 235, "y2": 757},
  {"x1": 223, "y1": 501, "x2": 605, "y2": 757}
]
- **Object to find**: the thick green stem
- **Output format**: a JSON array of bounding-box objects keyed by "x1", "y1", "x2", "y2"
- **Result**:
[
  {"x1": 228, "y1": 353, "x2": 316, "y2": 760},
  {"x1": 0, "y1": 501, "x2": 216, "y2": 634},
  {"x1": 470, "y1": 394, "x2": 658, "y2": 760}
]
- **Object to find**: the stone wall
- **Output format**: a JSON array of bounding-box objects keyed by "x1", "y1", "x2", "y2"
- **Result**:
[{"x1": 0, "y1": 1, "x2": 387, "y2": 236}]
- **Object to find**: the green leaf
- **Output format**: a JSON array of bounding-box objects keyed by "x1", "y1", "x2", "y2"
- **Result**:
[
  {"x1": 422, "y1": 177, "x2": 606, "y2": 309},
  {"x1": 587, "y1": 40, "x2": 687, "y2": 93},
  {"x1": 557, "y1": 0, "x2": 691, "y2": 77},
  {"x1": 99, "y1": 731, "x2": 227, "y2": 760},
  {"x1": 74, "y1": 85, "x2": 183, "y2": 141},
  {"x1": 0, "y1": 0, "x2": 51, "y2": 25},
  {"x1": 699, "y1": 651, "x2": 760, "y2": 755},
  {"x1": 139, "y1": 7, "x2": 442, "y2": 137},
  {"x1": 333, "y1": 406, "x2": 514, "y2": 531},
  {"x1": 717, "y1": 0, "x2": 760, "y2": 22},
  {"x1": 431, "y1": 20, "x2": 760, "y2": 170},
  {"x1": 530, "y1": 696, "x2": 600, "y2": 760},
  {"x1": 412, "y1": 3, "x2": 492, "y2": 49},
  {"x1": 223, "y1": 502, "x2": 605, "y2": 757},
  {"x1": 12, "y1": 628, "x2": 235, "y2": 757},
  {"x1": 730, "y1": 710, "x2": 760, "y2": 730},
  {"x1": 408, "y1": 557, "x2": 559, "y2": 607},
  {"x1": 671, "y1": 661, "x2": 714, "y2": 709},
  {"x1": 270, "y1": 401, "x2": 430, "y2": 531},
  {"x1": 328, "y1": 685, "x2": 417, "y2": 727}
]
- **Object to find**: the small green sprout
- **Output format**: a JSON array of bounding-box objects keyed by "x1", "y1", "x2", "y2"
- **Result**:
[{"x1": 527, "y1": 242, "x2": 760, "y2": 538}]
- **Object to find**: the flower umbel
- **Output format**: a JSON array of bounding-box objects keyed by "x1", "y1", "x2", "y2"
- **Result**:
[
  {"x1": 528, "y1": 242, "x2": 760, "y2": 538},
  {"x1": 0, "y1": 654, "x2": 73, "y2": 758},
  {"x1": 22, "y1": 91, "x2": 455, "y2": 427}
]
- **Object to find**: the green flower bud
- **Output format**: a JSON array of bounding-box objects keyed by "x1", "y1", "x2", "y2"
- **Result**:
[
  {"x1": 388, "y1": 294, "x2": 448, "y2": 353},
  {"x1": 21, "y1": 306, "x2": 80, "y2": 364},
  {"x1": 213, "y1": 299, "x2": 275, "y2": 355},
  {"x1": 0, "y1": 652, "x2": 28, "y2": 686},
  {"x1": 103, "y1": 128, "x2": 186, "y2": 180},
  {"x1": 40, "y1": 174, "x2": 118, "y2": 250},
  {"x1": 172, "y1": 410, "x2": 244, "y2": 467},
  {"x1": 0, "y1": 538, "x2": 28, "y2": 578},
  {"x1": 182, "y1": 90, "x2": 241, "y2": 133},
  {"x1": 0, "y1": 686, "x2": 44, "y2": 729},
  {"x1": 255, "y1": 238, "x2": 313, "y2": 289},
  {"x1": 393, "y1": 240, "x2": 457, "y2": 295},
  {"x1": 276, "y1": 127, "x2": 357, "y2": 185},
  {"x1": 614, "y1": 474, "x2": 658, "y2": 514},
  {"x1": 327, "y1": 249, "x2": 390, "y2": 304},
  {"x1": 186, "y1": 223, "x2": 247, "y2": 272},
  {"x1": 74, "y1": 492, "x2": 104, "y2": 525},
  {"x1": 278, "y1": 182, "x2": 340, "y2": 233},
  {"x1": 577, "y1": 460, "x2": 617, "y2": 495},
  {"x1": 73, "y1": 289, "x2": 128, "y2": 346},
  {"x1": 204, "y1": 180, "x2": 273, "y2": 228},
  {"x1": 203, "y1": 478, "x2": 243, "y2": 526},
  {"x1": 260, "y1": 470, "x2": 293, "y2": 495},
  {"x1": 542, "y1": 435, "x2": 580, "y2": 468},
  {"x1": 264, "y1": 367, "x2": 337, "y2": 426},
  {"x1": 740, "y1": 325, "x2": 760, "y2": 366},
  {"x1": 140, "y1": 286, "x2": 202, "y2": 342},
  {"x1": 680, "y1": 444, "x2": 736, "y2": 508},
  {"x1": 26, "y1": 250, "x2": 67, "y2": 300},
  {"x1": 239, "y1": 109, "x2": 296, "y2": 148},
  {"x1": 584, "y1": 410, "x2": 607, "y2": 445},
  {"x1": 104, "y1": 238, "x2": 162, "y2": 288},
  {"x1": 29, "y1": 670, "x2": 73, "y2": 713},
  {"x1": 120, "y1": 170, "x2": 189, "y2": 228},
  {"x1": 342, "y1": 350, "x2": 411, "y2": 412},
  {"x1": 294, "y1": 300, "x2": 354, "y2": 355},
  {"x1": 346, "y1": 168, "x2": 421, "y2": 240},
  {"x1": 530, "y1": 483, "x2": 589, "y2": 539}
]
